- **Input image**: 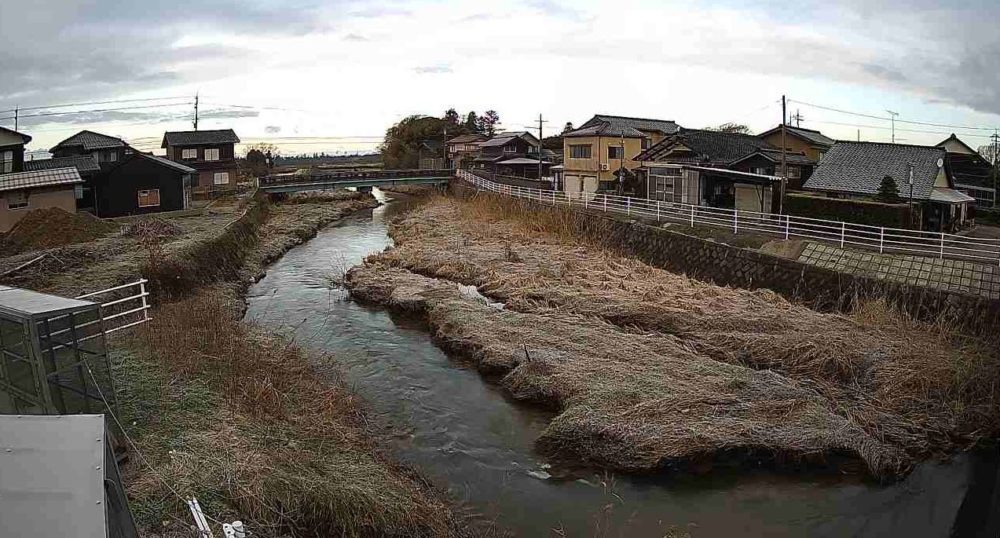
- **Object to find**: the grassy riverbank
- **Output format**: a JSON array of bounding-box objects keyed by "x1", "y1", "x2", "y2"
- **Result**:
[
  {"x1": 0, "y1": 192, "x2": 465, "y2": 537},
  {"x1": 346, "y1": 193, "x2": 1000, "y2": 479}
]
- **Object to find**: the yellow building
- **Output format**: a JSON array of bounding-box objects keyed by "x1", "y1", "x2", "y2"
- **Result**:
[{"x1": 562, "y1": 115, "x2": 679, "y2": 195}]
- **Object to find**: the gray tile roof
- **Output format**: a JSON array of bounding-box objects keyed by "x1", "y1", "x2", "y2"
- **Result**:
[
  {"x1": 565, "y1": 115, "x2": 680, "y2": 138},
  {"x1": 637, "y1": 129, "x2": 772, "y2": 164},
  {"x1": 24, "y1": 155, "x2": 101, "y2": 174},
  {"x1": 446, "y1": 134, "x2": 486, "y2": 144},
  {"x1": 140, "y1": 153, "x2": 197, "y2": 174},
  {"x1": 731, "y1": 148, "x2": 815, "y2": 166},
  {"x1": 803, "y1": 142, "x2": 947, "y2": 200},
  {"x1": 759, "y1": 125, "x2": 835, "y2": 147},
  {"x1": 51, "y1": 130, "x2": 125, "y2": 151},
  {"x1": 162, "y1": 129, "x2": 240, "y2": 148},
  {"x1": 0, "y1": 167, "x2": 83, "y2": 193},
  {"x1": 480, "y1": 132, "x2": 539, "y2": 147}
]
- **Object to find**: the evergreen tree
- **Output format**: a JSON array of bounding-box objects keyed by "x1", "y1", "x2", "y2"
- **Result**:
[
  {"x1": 465, "y1": 112, "x2": 479, "y2": 133},
  {"x1": 562, "y1": 122, "x2": 575, "y2": 134},
  {"x1": 875, "y1": 175, "x2": 901, "y2": 202},
  {"x1": 444, "y1": 108, "x2": 460, "y2": 126},
  {"x1": 481, "y1": 110, "x2": 501, "y2": 137}
]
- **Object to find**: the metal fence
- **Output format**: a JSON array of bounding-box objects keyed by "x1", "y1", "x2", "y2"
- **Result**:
[
  {"x1": 457, "y1": 170, "x2": 1000, "y2": 266},
  {"x1": 76, "y1": 279, "x2": 152, "y2": 337}
]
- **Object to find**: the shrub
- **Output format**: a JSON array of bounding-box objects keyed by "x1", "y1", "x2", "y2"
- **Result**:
[{"x1": 786, "y1": 193, "x2": 914, "y2": 228}]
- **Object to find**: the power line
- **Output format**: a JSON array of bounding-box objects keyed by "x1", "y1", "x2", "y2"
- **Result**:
[
  {"x1": 11, "y1": 101, "x2": 192, "y2": 121},
  {"x1": 804, "y1": 118, "x2": 997, "y2": 140},
  {"x1": 0, "y1": 95, "x2": 189, "y2": 115},
  {"x1": 789, "y1": 98, "x2": 996, "y2": 131}
]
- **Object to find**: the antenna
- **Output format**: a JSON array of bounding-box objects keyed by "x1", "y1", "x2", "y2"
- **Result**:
[
  {"x1": 886, "y1": 110, "x2": 899, "y2": 143},
  {"x1": 790, "y1": 109, "x2": 804, "y2": 128}
]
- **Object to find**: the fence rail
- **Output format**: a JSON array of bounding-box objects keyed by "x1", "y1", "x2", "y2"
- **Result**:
[
  {"x1": 457, "y1": 170, "x2": 1000, "y2": 266},
  {"x1": 77, "y1": 279, "x2": 152, "y2": 337}
]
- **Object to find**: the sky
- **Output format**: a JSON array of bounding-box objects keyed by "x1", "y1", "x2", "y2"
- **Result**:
[{"x1": 2, "y1": 0, "x2": 1000, "y2": 157}]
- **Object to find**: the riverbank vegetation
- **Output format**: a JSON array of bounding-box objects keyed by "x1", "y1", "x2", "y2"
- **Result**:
[{"x1": 345, "y1": 193, "x2": 1000, "y2": 480}]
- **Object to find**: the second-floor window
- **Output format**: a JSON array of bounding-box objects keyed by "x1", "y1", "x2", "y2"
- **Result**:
[
  {"x1": 503, "y1": 144, "x2": 517, "y2": 154},
  {"x1": 182, "y1": 148, "x2": 197, "y2": 160},
  {"x1": 570, "y1": 144, "x2": 592, "y2": 159},
  {"x1": 205, "y1": 148, "x2": 220, "y2": 161},
  {"x1": 608, "y1": 146, "x2": 624, "y2": 160},
  {"x1": 0, "y1": 150, "x2": 12, "y2": 173}
]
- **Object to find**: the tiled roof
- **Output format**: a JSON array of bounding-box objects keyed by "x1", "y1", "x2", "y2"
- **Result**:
[
  {"x1": 730, "y1": 148, "x2": 815, "y2": 166},
  {"x1": 139, "y1": 153, "x2": 197, "y2": 174},
  {"x1": 446, "y1": 134, "x2": 486, "y2": 144},
  {"x1": 420, "y1": 139, "x2": 444, "y2": 152},
  {"x1": 637, "y1": 129, "x2": 772, "y2": 164},
  {"x1": 480, "y1": 132, "x2": 539, "y2": 147},
  {"x1": 803, "y1": 142, "x2": 947, "y2": 200},
  {"x1": 24, "y1": 155, "x2": 101, "y2": 174},
  {"x1": 0, "y1": 167, "x2": 83, "y2": 193},
  {"x1": 565, "y1": 115, "x2": 680, "y2": 139},
  {"x1": 758, "y1": 125, "x2": 835, "y2": 147},
  {"x1": 161, "y1": 129, "x2": 240, "y2": 148},
  {"x1": 51, "y1": 130, "x2": 125, "y2": 151}
]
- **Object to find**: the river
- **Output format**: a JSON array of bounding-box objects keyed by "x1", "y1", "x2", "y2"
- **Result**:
[{"x1": 245, "y1": 191, "x2": 988, "y2": 537}]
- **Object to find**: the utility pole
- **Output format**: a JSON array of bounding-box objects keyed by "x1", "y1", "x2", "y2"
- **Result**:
[
  {"x1": 442, "y1": 126, "x2": 448, "y2": 169},
  {"x1": 13, "y1": 107, "x2": 18, "y2": 131},
  {"x1": 193, "y1": 92, "x2": 199, "y2": 131},
  {"x1": 780, "y1": 95, "x2": 787, "y2": 215},
  {"x1": 886, "y1": 110, "x2": 899, "y2": 143},
  {"x1": 908, "y1": 163, "x2": 915, "y2": 228},
  {"x1": 992, "y1": 128, "x2": 999, "y2": 208},
  {"x1": 537, "y1": 113, "x2": 547, "y2": 182}
]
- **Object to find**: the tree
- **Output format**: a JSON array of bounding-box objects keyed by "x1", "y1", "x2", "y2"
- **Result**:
[
  {"x1": 875, "y1": 175, "x2": 901, "y2": 203},
  {"x1": 478, "y1": 110, "x2": 501, "y2": 137},
  {"x1": 380, "y1": 115, "x2": 450, "y2": 169},
  {"x1": 444, "y1": 108, "x2": 460, "y2": 126},
  {"x1": 244, "y1": 142, "x2": 279, "y2": 177},
  {"x1": 978, "y1": 144, "x2": 999, "y2": 166},
  {"x1": 465, "y1": 112, "x2": 479, "y2": 133},
  {"x1": 561, "y1": 122, "x2": 575, "y2": 134},
  {"x1": 704, "y1": 122, "x2": 752, "y2": 134}
]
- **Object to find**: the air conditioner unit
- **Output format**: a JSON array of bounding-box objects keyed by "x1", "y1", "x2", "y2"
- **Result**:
[{"x1": 600, "y1": 163, "x2": 610, "y2": 171}]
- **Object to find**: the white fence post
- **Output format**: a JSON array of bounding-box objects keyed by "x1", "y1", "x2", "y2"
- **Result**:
[
  {"x1": 840, "y1": 222, "x2": 845, "y2": 248},
  {"x1": 656, "y1": 200, "x2": 661, "y2": 222},
  {"x1": 784, "y1": 214, "x2": 790, "y2": 240},
  {"x1": 879, "y1": 227, "x2": 885, "y2": 254},
  {"x1": 585, "y1": 192, "x2": 588, "y2": 209},
  {"x1": 690, "y1": 205, "x2": 695, "y2": 227},
  {"x1": 733, "y1": 210, "x2": 738, "y2": 234},
  {"x1": 139, "y1": 279, "x2": 150, "y2": 322},
  {"x1": 627, "y1": 197, "x2": 631, "y2": 215},
  {"x1": 603, "y1": 195, "x2": 607, "y2": 212},
  {"x1": 940, "y1": 232, "x2": 945, "y2": 259}
]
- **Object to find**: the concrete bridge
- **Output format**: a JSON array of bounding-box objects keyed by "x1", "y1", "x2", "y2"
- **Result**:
[{"x1": 259, "y1": 169, "x2": 453, "y2": 194}]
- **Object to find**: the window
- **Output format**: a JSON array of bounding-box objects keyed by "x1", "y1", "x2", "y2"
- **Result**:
[
  {"x1": 651, "y1": 168, "x2": 682, "y2": 202},
  {"x1": 570, "y1": 144, "x2": 592, "y2": 159},
  {"x1": 7, "y1": 191, "x2": 28, "y2": 210},
  {"x1": 641, "y1": 138, "x2": 651, "y2": 151},
  {"x1": 608, "y1": 146, "x2": 624, "y2": 160},
  {"x1": 137, "y1": 189, "x2": 160, "y2": 208},
  {"x1": 107, "y1": 151, "x2": 117, "y2": 162},
  {"x1": 213, "y1": 172, "x2": 230, "y2": 185},
  {"x1": 92, "y1": 151, "x2": 103, "y2": 163},
  {"x1": 205, "y1": 148, "x2": 220, "y2": 161},
  {"x1": 503, "y1": 144, "x2": 517, "y2": 154},
  {"x1": 0, "y1": 150, "x2": 12, "y2": 174},
  {"x1": 182, "y1": 148, "x2": 197, "y2": 160}
]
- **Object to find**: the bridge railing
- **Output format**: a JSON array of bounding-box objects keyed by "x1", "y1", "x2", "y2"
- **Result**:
[
  {"x1": 260, "y1": 169, "x2": 453, "y2": 186},
  {"x1": 456, "y1": 169, "x2": 1000, "y2": 266}
]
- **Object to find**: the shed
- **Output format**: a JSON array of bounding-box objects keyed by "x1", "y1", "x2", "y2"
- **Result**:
[{"x1": 93, "y1": 152, "x2": 195, "y2": 217}]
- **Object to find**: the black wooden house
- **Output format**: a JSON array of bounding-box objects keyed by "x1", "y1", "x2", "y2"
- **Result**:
[{"x1": 91, "y1": 153, "x2": 195, "y2": 217}]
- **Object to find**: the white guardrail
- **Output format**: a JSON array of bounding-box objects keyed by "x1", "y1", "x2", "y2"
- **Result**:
[
  {"x1": 76, "y1": 279, "x2": 152, "y2": 337},
  {"x1": 457, "y1": 170, "x2": 1000, "y2": 266}
]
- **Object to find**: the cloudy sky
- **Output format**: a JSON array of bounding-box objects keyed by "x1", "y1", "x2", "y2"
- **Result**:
[{"x1": 2, "y1": 0, "x2": 1000, "y2": 156}]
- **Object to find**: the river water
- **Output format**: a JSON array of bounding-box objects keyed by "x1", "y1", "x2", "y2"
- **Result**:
[{"x1": 245, "y1": 191, "x2": 985, "y2": 537}]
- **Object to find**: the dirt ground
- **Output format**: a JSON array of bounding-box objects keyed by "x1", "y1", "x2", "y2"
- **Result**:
[{"x1": 346, "y1": 194, "x2": 1000, "y2": 480}]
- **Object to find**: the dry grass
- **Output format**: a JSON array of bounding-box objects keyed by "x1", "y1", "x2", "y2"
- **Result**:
[
  {"x1": 347, "y1": 193, "x2": 1000, "y2": 479},
  {"x1": 118, "y1": 290, "x2": 456, "y2": 537}
]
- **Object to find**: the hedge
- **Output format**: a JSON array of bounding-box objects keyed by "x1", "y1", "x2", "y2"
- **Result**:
[
  {"x1": 974, "y1": 206, "x2": 1000, "y2": 226},
  {"x1": 785, "y1": 193, "x2": 914, "y2": 228}
]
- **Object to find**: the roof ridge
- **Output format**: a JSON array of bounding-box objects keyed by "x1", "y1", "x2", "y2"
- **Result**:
[
  {"x1": 833, "y1": 140, "x2": 944, "y2": 151},
  {"x1": 593, "y1": 114, "x2": 676, "y2": 123}
]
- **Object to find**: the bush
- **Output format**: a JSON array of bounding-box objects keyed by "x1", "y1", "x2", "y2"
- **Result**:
[
  {"x1": 786, "y1": 193, "x2": 914, "y2": 228},
  {"x1": 974, "y1": 206, "x2": 1000, "y2": 225}
]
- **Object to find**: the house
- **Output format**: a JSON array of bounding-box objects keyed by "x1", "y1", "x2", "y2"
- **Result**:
[
  {"x1": 418, "y1": 139, "x2": 445, "y2": 169},
  {"x1": 758, "y1": 125, "x2": 835, "y2": 162},
  {"x1": 50, "y1": 130, "x2": 130, "y2": 169},
  {"x1": 0, "y1": 126, "x2": 32, "y2": 174},
  {"x1": 24, "y1": 155, "x2": 103, "y2": 212},
  {"x1": 803, "y1": 141, "x2": 974, "y2": 232},
  {"x1": 936, "y1": 134, "x2": 995, "y2": 207},
  {"x1": 446, "y1": 133, "x2": 487, "y2": 168},
  {"x1": 0, "y1": 168, "x2": 83, "y2": 232},
  {"x1": 562, "y1": 115, "x2": 680, "y2": 195},
  {"x1": 474, "y1": 131, "x2": 551, "y2": 179},
  {"x1": 162, "y1": 129, "x2": 240, "y2": 187},
  {"x1": 90, "y1": 152, "x2": 195, "y2": 217},
  {"x1": 635, "y1": 129, "x2": 810, "y2": 213}
]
